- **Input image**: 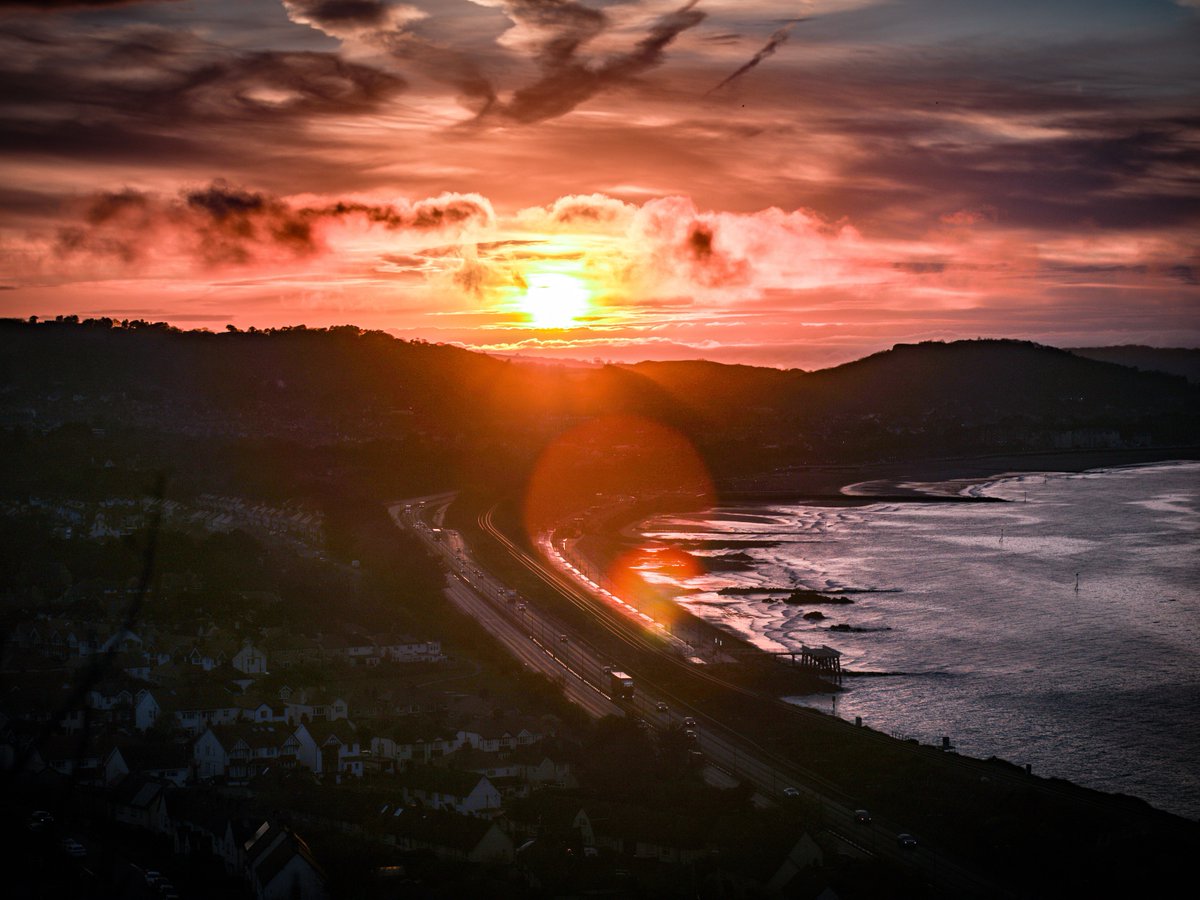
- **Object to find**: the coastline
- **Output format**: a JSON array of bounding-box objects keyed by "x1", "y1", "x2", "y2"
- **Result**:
[
  {"x1": 569, "y1": 447, "x2": 1200, "y2": 686},
  {"x1": 715, "y1": 445, "x2": 1200, "y2": 500},
  {"x1": 568, "y1": 447, "x2": 1200, "y2": 662},
  {"x1": 546, "y1": 453, "x2": 1200, "y2": 819}
]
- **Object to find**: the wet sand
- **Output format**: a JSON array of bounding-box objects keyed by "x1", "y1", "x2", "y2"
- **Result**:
[{"x1": 717, "y1": 446, "x2": 1200, "y2": 500}]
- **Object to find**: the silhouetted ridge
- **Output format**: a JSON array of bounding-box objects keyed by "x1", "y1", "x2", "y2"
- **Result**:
[{"x1": 1, "y1": 322, "x2": 1196, "y2": 485}]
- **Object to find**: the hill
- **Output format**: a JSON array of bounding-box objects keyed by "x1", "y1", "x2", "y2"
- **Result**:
[
  {"x1": 1, "y1": 323, "x2": 1196, "y2": 503},
  {"x1": 623, "y1": 339, "x2": 1197, "y2": 470},
  {"x1": 1069, "y1": 345, "x2": 1200, "y2": 384}
]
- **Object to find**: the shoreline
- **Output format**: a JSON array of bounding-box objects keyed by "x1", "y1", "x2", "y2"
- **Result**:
[
  {"x1": 578, "y1": 449, "x2": 1199, "y2": 672},
  {"x1": 715, "y1": 445, "x2": 1200, "y2": 500}
]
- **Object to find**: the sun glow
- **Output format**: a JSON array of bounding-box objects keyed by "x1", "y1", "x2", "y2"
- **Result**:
[{"x1": 521, "y1": 272, "x2": 592, "y2": 329}]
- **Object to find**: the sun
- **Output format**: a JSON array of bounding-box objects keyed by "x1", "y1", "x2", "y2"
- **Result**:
[{"x1": 521, "y1": 272, "x2": 591, "y2": 329}]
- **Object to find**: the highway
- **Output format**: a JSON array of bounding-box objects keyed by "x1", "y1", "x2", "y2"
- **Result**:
[{"x1": 390, "y1": 493, "x2": 1008, "y2": 899}]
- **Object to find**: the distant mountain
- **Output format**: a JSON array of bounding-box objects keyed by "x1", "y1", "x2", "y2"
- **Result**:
[
  {"x1": 626, "y1": 338, "x2": 1193, "y2": 421},
  {"x1": 1069, "y1": 346, "x2": 1200, "y2": 384},
  {"x1": 1, "y1": 324, "x2": 1196, "y2": 495}
]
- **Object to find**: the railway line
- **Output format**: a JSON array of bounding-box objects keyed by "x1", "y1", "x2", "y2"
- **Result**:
[{"x1": 393, "y1": 494, "x2": 1009, "y2": 898}]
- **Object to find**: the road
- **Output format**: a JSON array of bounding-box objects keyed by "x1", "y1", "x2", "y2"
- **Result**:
[
  {"x1": 390, "y1": 493, "x2": 1007, "y2": 898},
  {"x1": 390, "y1": 497, "x2": 619, "y2": 720}
]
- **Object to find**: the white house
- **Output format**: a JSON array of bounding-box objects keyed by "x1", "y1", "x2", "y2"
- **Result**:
[
  {"x1": 133, "y1": 689, "x2": 160, "y2": 731},
  {"x1": 232, "y1": 640, "x2": 268, "y2": 675},
  {"x1": 377, "y1": 636, "x2": 444, "y2": 663},
  {"x1": 110, "y1": 774, "x2": 172, "y2": 834},
  {"x1": 193, "y1": 728, "x2": 231, "y2": 780},
  {"x1": 397, "y1": 767, "x2": 502, "y2": 816},
  {"x1": 455, "y1": 719, "x2": 543, "y2": 753},
  {"x1": 244, "y1": 824, "x2": 329, "y2": 900},
  {"x1": 306, "y1": 720, "x2": 362, "y2": 778},
  {"x1": 384, "y1": 808, "x2": 514, "y2": 863}
]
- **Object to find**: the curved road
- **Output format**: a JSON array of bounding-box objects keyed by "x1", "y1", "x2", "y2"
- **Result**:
[{"x1": 390, "y1": 493, "x2": 1008, "y2": 899}]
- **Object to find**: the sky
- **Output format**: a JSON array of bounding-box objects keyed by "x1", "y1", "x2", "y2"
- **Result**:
[{"x1": 0, "y1": 0, "x2": 1197, "y2": 369}]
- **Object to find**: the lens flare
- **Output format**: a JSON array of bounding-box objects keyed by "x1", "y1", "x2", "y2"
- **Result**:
[{"x1": 524, "y1": 414, "x2": 715, "y2": 632}]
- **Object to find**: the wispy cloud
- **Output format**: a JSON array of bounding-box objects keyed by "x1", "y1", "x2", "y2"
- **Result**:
[{"x1": 707, "y1": 17, "x2": 804, "y2": 95}]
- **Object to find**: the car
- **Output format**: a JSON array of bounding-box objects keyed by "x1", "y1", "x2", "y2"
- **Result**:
[
  {"x1": 144, "y1": 870, "x2": 164, "y2": 886},
  {"x1": 655, "y1": 701, "x2": 669, "y2": 713},
  {"x1": 854, "y1": 809, "x2": 872, "y2": 825},
  {"x1": 61, "y1": 838, "x2": 86, "y2": 858},
  {"x1": 682, "y1": 716, "x2": 697, "y2": 728},
  {"x1": 896, "y1": 833, "x2": 918, "y2": 850},
  {"x1": 28, "y1": 810, "x2": 54, "y2": 832},
  {"x1": 683, "y1": 728, "x2": 698, "y2": 743},
  {"x1": 782, "y1": 787, "x2": 801, "y2": 798},
  {"x1": 559, "y1": 634, "x2": 569, "y2": 643}
]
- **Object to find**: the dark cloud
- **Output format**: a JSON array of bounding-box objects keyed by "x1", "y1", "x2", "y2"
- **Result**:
[
  {"x1": 0, "y1": 25, "x2": 406, "y2": 172},
  {"x1": 311, "y1": 196, "x2": 494, "y2": 230},
  {"x1": 546, "y1": 195, "x2": 630, "y2": 224},
  {"x1": 707, "y1": 19, "x2": 804, "y2": 95},
  {"x1": 0, "y1": 0, "x2": 181, "y2": 8},
  {"x1": 687, "y1": 223, "x2": 713, "y2": 259},
  {"x1": 1168, "y1": 265, "x2": 1198, "y2": 285},
  {"x1": 440, "y1": 1, "x2": 705, "y2": 124},
  {"x1": 288, "y1": 1, "x2": 391, "y2": 27},
  {"x1": 53, "y1": 182, "x2": 493, "y2": 267}
]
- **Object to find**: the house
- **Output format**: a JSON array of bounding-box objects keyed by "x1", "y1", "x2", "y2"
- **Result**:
[
  {"x1": 133, "y1": 688, "x2": 160, "y2": 731},
  {"x1": 306, "y1": 720, "x2": 362, "y2": 778},
  {"x1": 169, "y1": 790, "x2": 230, "y2": 861},
  {"x1": 377, "y1": 636, "x2": 444, "y2": 664},
  {"x1": 217, "y1": 723, "x2": 292, "y2": 782},
  {"x1": 281, "y1": 724, "x2": 318, "y2": 773},
  {"x1": 99, "y1": 628, "x2": 143, "y2": 655},
  {"x1": 764, "y1": 833, "x2": 825, "y2": 892},
  {"x1": 104, "y1": 742, "x2": 191, "y2": 787},
  {"x1": 35, "y1": 733, "x2": 110, "y2": 784},
  {"x1": 165, "y1": 683, "x2": 243, "y2": 734},
  {"x1": 520, "y1": 752, "x2": 576, "y2": 788},
  {"x1": 396, "y1": 766, "x2": 501, "y2": 816},
  {"x1": 183, "y1": 644, "x2": 227, "y2": 671},
  {"x1": 260, "y1": 632, "x2": 322, "y2": 669},
  {"x1": 506, "y1": 793, "x2": 596, "y2": 854},
  {"x1": 244, "y1": 824, "x2": 329, "y2": 900},
  {"x1": 117, "y1": 652, "x2": 153, "y2": 682},
  {"x1": 455, "y1": 717, "x2": 544, "y2": 753},
  {"x1": 220, "y1": 816, "x2": 269, "y2": 875},
  {"x1": 371, "y1": 720, "x2": 455, "y2": 768},
  {"x1": 383, "y1": 807, "x2": 514, "y2": 863},
  {"x1": 285, "y1": 691, "x2": 348, "y2": 725},
  {"x1": 110, "y1": 773, "x2": 172, "y2": 834},
  {"x1": 588, "y1": 801, "x2": 709, "y2": 864},
  {"x1": 85, "y1": 682, "x2": 133, "y2": 714},
  {"x1": 192, "y1": 727, "x2": 231, "y2": 780},
  {"x1": 231, "y1": 640, "x2": 268, "y2": 675},
  {"x1": 238, "y1": 697, "x2": 289, "y2": 725}
]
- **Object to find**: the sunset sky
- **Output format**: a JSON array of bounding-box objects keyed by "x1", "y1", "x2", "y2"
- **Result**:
[{"x1": 1, "y1": 0, "x2": 1197, "y2": 368}]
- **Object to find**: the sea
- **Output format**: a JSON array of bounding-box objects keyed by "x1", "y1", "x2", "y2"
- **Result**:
[{"x1": 636, "y1": 461, "x2": 1200, "y2": 820}]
